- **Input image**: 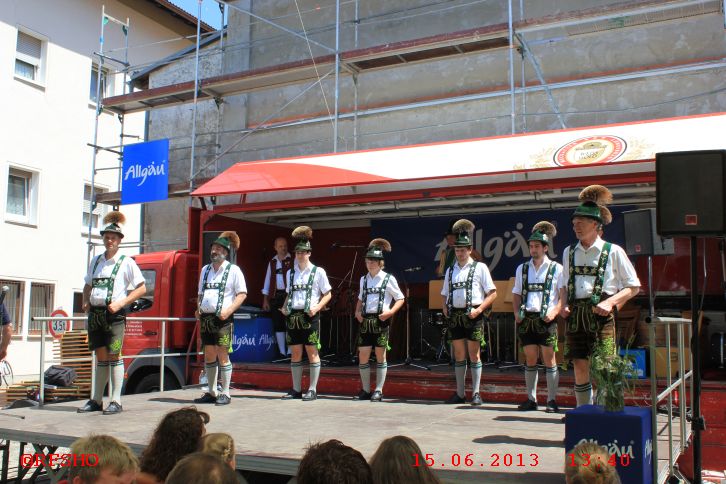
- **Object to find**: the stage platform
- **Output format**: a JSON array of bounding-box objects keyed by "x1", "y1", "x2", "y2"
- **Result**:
[{"x1": 0, "y1": 386, "x2": 687, "y2": 484}]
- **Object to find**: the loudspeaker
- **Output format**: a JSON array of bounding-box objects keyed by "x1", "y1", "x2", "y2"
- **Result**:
[
  {"x1": 656, "y1": 150, "x2": 726, "y2": 236},
  {"x1": 623, "y1": 208, "x2": 674, "y2": 256}
]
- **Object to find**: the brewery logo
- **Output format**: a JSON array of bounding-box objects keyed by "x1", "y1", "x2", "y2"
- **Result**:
[{"x1": 553, "y1": 135, "x2": 626, "y2": 166}]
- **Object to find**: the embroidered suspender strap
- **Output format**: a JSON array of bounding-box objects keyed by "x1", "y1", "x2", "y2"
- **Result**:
[
  {"x1": 202, "y1": 263, "x2": 233, "y2": 316},
  {"x1": 518, "y1": 262, "x2": 529, "y2": 320},
  {"x1": 363, "y1": 273, "x2": 392, "y2": 316},
  {"x1": 447, "y1": 262, "x2": 478, "y2": 314},
  {"x1": 539, "y1": 262, "x2": 558, "y2": 319},
  {"x1": 287, "y1": 266, "x2": 318, "y2": 313},
  {"x1": 567, "y1": 243, "x2": 612, "y2": 305},
  {"x1": 91, "y1": 255, "x2": 126, "y2": 306}
]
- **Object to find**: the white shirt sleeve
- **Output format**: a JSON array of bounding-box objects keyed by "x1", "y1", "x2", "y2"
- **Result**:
[
  {"x1": 198, "y1": 264, "x2": 208, "y2": 296},
  {"x1": 232, "y1": 265, "x2": 247, "y2": 295},
  {"x1": 511, "y1": 264, "x2": 524, "y2": 295},
  {"x1": 611, "y1": 245, "x2": 641, "y2": 290},
  {"x1": 317, "y1": 267, "x2": 332, "y2": 295},
  {"x1": 84, "y1": 255, "x2": 99, "y2": 286},
  {"x1": 440, "y1": 268, "x2": 450, "y2": 298},
  {"x1": 358, "y1": 276, "x2": 365, "y2": 301},
  {"x1": 127, "y1": 258, "x2": 146, "y2": 288},
  {"x1": 479, "y1": 264, "x2": 496, "y2": 294},
  {"x1": 387, "y1": 275, "x2": 405, "y2": 301},
  {"x1": 262, "y1": 262, "x2": 272, "y2": 295},
  {"x1": 285, "y1": 269, "x2": 292, "y2": 294},
  {"x1": 558, "y1": 246, "x2": 571, "y2": 290}
]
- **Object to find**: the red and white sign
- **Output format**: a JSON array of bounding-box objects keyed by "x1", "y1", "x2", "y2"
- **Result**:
[{"x1": 48, "y1": 309, "x2": 71, "y2": 338}]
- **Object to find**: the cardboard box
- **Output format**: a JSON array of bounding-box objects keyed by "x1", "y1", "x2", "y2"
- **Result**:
[{"x1": 654, "y1": 347, "x2": 691, "y2": 379}]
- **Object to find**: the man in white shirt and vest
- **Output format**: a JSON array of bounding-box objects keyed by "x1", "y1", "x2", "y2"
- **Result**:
[
  {"x1": 353, "y1": 238, "x2": 405, "y2": 402},
  {"x1": 194, "y1": 231, "x2": 247, "y2": 406},
  {"x1": 441, "y1": 219, "x2": 497, "y2": 406},
  {"x1": 281, "y1": 226, "x2": 332, "y2": 402},
  {"x1": 558, "y1": 185, "x2": 640, "y2": 407},
  {"x1": 512, "y1": 221, "x2": 563, "y2": 413},
  {"x1": 78, "y1": 211, "x2": 146, "y2": 415},
  {"x1": 262, "y1": 236, "x2": 292, "y2": 357}
]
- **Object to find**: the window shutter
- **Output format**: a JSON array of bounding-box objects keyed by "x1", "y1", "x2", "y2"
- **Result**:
[{"x1": 16, "y1": 32, "x2": 42, "y2": 61}]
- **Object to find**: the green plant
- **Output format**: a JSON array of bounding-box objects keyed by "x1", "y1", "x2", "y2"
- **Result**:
[{"x1": 590, "y1": 337, "x2": 636, "y2": 411}]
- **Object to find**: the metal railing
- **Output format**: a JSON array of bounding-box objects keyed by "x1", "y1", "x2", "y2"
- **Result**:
[
  {"x1": 32, "y1": 316, "x2": 199, "y2": 408},
  {"x1": 646, "y1": 316, "x2": 694, "y2": 484}
]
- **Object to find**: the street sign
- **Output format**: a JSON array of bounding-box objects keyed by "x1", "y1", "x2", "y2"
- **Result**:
[{"x1": 48, "y1": 309, "x2": 70, "y2": 338}]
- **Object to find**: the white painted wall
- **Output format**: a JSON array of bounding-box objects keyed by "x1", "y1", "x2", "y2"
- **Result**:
[{"x1": 0, "y1": 0, "x2": 193, "y2": 375}]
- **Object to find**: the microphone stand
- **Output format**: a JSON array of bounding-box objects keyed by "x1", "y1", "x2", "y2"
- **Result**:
[{"x1": 389, "y1": 270, "x2": 430, "y2": 371}]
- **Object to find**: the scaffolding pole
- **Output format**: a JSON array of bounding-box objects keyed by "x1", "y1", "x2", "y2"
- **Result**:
[
  {"x1": 189, "y1": 0, "x2": 203, "y2": 199},
  {"x1": 507, "y1": 0, "x2": 515, "y2": 135},
  {"x1": 333, "y1": 0, "x2": 341, "y2": 152},
  {"x1": 87, "y1": 6, "x2": 130, "y2": 269}
]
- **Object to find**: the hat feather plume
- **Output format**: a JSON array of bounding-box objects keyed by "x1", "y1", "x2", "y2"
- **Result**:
[
  {"x1": 369, "y1": 238, "x2": 392, "y2": 252},
  {"x1": 452, "y1": 219, "x2": 475, "y2": 234},
  {"x1": 579, "y1": 185, "x2": 613, "y2": 205},
  {"x1": 292, "y1": 225, "x2": 313, "y2": 240},
  {"x1": 103, "y1": 211, "x2": 126, "y2": 226},
  {"x1": 600, "y1": 206, "x2": 613, "y2": 225},
  {"x1": 532, "y1": 221, "x2": 556, "y2": 238},
  {"x1": 219, "y1": 231, "x2": 240, "y2": 250}
]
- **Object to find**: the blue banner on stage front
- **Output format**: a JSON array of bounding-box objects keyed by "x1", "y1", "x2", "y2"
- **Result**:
[{"x1": 121, "y1": 139, "x2": 169, "y2": 205}]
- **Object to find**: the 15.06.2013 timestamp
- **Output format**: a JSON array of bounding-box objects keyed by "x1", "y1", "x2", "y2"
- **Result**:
[{"x1": 412, "y1": 453, "x2": 540, "y2": 468}]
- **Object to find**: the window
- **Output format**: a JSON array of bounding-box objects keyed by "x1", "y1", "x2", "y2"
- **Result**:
[
  {"x1": 90, "y1": 64, "x2": 113, "y2": 102},
  {"x1": 15, "y1": 31, "x2": 44, "y2": 82},
  {"x1": 0, "y1": 280, "x2": 23, "y2": 334},
  {"x1": 29, "y1": 283, "x2": 54, "y2": 333},
  {"x1": 82, "y1": 184, "x2": 107, "y2": 231},
  {"x1": 6, "y1": 167, "x2": 38, "y2": 225}
]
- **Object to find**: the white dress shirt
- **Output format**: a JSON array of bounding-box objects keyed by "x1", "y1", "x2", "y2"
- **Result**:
[
  {"x1": 358, "y1": 271, "x2": 405, "y2": 314},
  {"x1": 557, "y1": 237, "x2": 641, "y2": 299},
  {"x1": 512, "y1": 256, "x2": 563, "y2": 312},
  {"x1": 198, "y1": 261, "x2": 247, "y2": 314},
  {"x1": 440, "y1": 258, "x2": 496, "y2": 308},
  {"x1": 262, "y1": 253, "x2": 291, "y2": 296},
  {"x1": 85, "y1": 253, "x2": 145, "y2": 307},
  {"x1": 285, "y1": 263, "x2": 332, "y2": 310}
]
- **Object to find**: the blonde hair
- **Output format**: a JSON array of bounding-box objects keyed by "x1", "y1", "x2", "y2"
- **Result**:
[
  {"x1": 201, "y1": 433, "x2": 235, "y2": 466},
  {"x1": 369, "y1": 436, "x2": 441, "y2": 484},
  {"x1": 565, "y1": 442, "x2": 622, "y2": 484},
  {"x1": 69, "y1": 434, "x2": 138, "y2": 482}
]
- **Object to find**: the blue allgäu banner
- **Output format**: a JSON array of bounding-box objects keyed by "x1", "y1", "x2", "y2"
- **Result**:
[
  {"x1": 121, "y1": 139, "x2": 169, "y2": 205},
  {"x1": 371, "y1": 206, "x2": 632, "y2": 283}
]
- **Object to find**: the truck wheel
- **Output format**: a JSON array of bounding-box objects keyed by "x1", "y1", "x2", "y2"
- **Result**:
[{"x1": 133, "y1": 372, "x2": 181, "y2": 393}]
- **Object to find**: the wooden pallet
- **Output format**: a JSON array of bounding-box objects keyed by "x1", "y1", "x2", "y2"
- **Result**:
[{"x1": 1, "y1": 331, "x2": 92, "y2": 405}]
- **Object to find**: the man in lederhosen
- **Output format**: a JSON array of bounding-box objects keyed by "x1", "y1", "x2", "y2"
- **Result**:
[
  {"x1": 512, "y1": 221, "x2": 563, "y2": 413},
  {"x1": 194, "y1": 231, "x2": 247, "y2": 406},
  {"x1": 353, "y1": 238, "x2": 405, "y2": 402},
  {"x1": 558, "y1": 185, "x2": 640, "y2": 407},
  {"x1": 262, "y1": 236, "x2": 292, "y2": 357},
  {"x1": 78, "y1": 211, "x2": 146, "y2": 415},
  {"x1": 441, "y1": 219, "x2": 497, "y2": 406},
  {"x1": 281, "y1": 226, "x2": 332, "y2": 401}
]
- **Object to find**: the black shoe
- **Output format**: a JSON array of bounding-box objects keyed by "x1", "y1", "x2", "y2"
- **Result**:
[
  {"x1": 281, "y1": 389, "x2": 302, "y2": 400},
  {"x1": 103, "y1": 401, "x2": 123, "y2": 415},
  {"x1": 353, "y1": 390, "x2": 371, "y2": 401},
  {"x1": 193, "y1": 392, "x2": 217, "y2": 404},
  {"x1": 517, "y1": 399, "x2": 538, "y2": 411},
  {"x1": 77, "y1": 400, "x2": 102, "y2": 413},
  {"x1": 445, "y1": 393, "x2": 466, "y2": 404},
  {"x1": 545, "y1": 400, "x2": 559, "y2": 413},
  {"x1": 302, "y1": 389, "x2": 317, "y2": 401},
  {"x1": 470, "y1": 392, "x2": 483, "y2": 406},
  {"x1": 370, "y1": 390, "x2": 383, "y2": 402},
  {"x1": 215, "y1": 394, "x2": 231, "y2": 406}
]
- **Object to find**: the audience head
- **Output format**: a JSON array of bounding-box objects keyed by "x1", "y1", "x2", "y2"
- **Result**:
[
  {"x1": 297, "y1": 439, "x2": 372, "y2": 484},
  {"x1": 68, "y1": 434, "x2": 137, "y2": 484},
  {"x1": 565, "y1": 442, "x2": 622, "y2": 484},
  {"x1": 139, "y1": 406, "x2": 209, "y2": 481},
  {"x1": 201, "y1": 433, "x2": 236, "y2": 469},
  {"x1": 166, "y1": 452, "x2": 238, "y2": 484},
  {"x1": 369, "y1": 435, "x2": 441, "y2": 484}
]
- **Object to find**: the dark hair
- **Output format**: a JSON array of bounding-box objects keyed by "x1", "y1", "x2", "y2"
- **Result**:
[
  {"x1": 139, "y1": 406, "x2": 209, "y2": 481},
  {"x1": 297, "y1": 439, "x2": 372, "y2": 484},
  {"x1": 166, "y1": 452, "x2": 238, "y2": 484},
  {"x1": 369, "y1": 435, "x2": 441, "y2": 484}
]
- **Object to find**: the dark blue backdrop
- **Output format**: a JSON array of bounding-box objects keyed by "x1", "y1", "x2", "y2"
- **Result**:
[{"x1": 371, "y1": 206, "x2": 632, "y2": 283}]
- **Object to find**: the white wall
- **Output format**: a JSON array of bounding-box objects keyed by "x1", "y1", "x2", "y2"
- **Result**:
[{"x1": 0, "y1": 0, "x2": 193, "y2": 375}]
